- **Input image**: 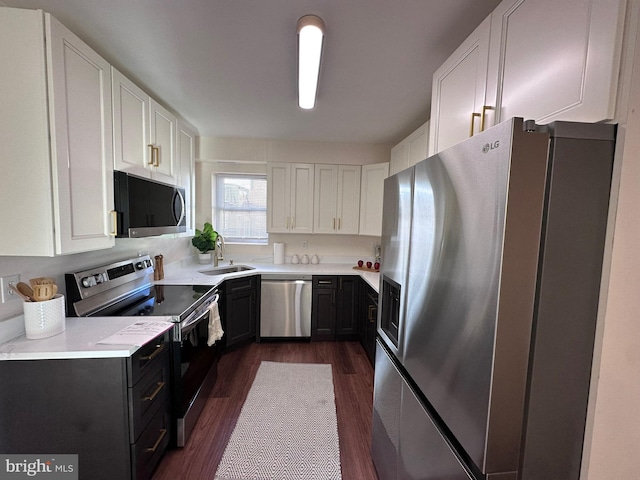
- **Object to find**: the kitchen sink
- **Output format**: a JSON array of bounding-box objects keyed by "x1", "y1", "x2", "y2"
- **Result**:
[{"x1": 199, "y1": 265, "x2": 256, "y2": 275}]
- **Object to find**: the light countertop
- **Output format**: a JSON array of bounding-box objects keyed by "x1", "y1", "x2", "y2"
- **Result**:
[
  {"x1": 0, "y1": 259, "x2": 379, "y2": 361},
  {"x1": 0, "y1": 317, "x2": 173, "y2": 361},
  {"x1": 157, "y1": 260, "x2": 381, "y2": 293}
]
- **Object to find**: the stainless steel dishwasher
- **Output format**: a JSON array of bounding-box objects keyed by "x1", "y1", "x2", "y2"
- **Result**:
[{"x1": 260, "y1": 274, "x2": 312, "y2": 337}]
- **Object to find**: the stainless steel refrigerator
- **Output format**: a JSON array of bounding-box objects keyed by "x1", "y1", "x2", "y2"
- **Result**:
[{"x1": 372, "y1": 117, "x2": 615, "y2": 480}]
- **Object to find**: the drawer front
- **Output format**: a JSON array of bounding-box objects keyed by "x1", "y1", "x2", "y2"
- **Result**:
[
  {"x1": 226, "y1": 275, "x2": 257, "y2": 293},
  {"x1": 129, "y1": 332, "x2": 170, "y2": 385},
  {"x1": 131, "y1": 405, "x2": 171, "y2": 480},
  {"x1": 129, "y1": 350, "x2": 170, "y2": 442},
  {"x1": 313, "y1": 276, "x2": 337, "y2": 289}
]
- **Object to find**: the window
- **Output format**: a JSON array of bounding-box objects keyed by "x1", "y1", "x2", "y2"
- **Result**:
[{"x1": 214, "y1": 174, "x2": 268, "y2": 244}]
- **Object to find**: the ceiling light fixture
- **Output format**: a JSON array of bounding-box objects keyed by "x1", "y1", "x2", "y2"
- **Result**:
[{"x1": 297, "y1": 15, "x2": 325, "y2": 110}]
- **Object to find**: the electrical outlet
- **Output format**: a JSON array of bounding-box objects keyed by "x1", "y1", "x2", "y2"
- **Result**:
[
  {"x1": 1, "y1": 274, "x2": 20, "y2": 303},
  {"x1": 302, "y1": 240, "x2": 308, "y2": 250}
]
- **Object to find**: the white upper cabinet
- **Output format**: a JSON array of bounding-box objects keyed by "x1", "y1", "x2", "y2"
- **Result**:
[
  {"x1": 314, "y1": 165, "x2": 361, "y2": 234},
  {"x1": 149, "y1": 99, "x2": 179, "y2": 185},
  {"x1": 429, "y1": 0, "x2": 625, "y2": 155},
  {"x1": 177, "y1": 118, "x2": 198, "y2": 234},
  {"x1": 359, "y1": 163, "x2": 389, "y2": 237},
  {"x1": 0, "y1": 8, "x2": 115, "y2": 256},
  {"x1": 489, "y1": 0, "x2": 625, "y2": 126},
  {"x1": 267, "y1": 163, "x2": 314, "y2": 234},
  {"x1": 428, "y1": 17, "x2": 491, "y2": 156},
  {"x1": 391, "y1": 121, "x2": 430, "y2": 175},
  {"x1": 112, "y1": 67, "x2": 150, "y2": 177},
  {"x1": 113, "y1": 68, "x2": 179, "y2": 185}
]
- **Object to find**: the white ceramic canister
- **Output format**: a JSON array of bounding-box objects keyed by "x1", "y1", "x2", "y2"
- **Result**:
[{"x1": 24, "y1": 294, "x2": 66, "y2": 339}]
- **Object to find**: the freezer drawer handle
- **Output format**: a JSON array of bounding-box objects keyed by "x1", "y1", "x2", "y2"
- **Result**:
[
  {"x1": 146, "y1": 428, "x2": 167, "y2": 453},
  {"x1": 143, "y1": 381, "x2": 166, "y2": 402}
]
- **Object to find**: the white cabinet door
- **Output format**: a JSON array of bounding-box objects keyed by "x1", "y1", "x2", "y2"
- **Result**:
[
  {"x1": 112, "y1": 67, "x2": 150, "y2": 177},
  {"x1": 178, "y1": 118, "x2": 197, "y2": 234},
  {"x1": 428, "y1": 16, "x2": 491, "y2": 156},
  {"x1": 490, "y1": 0, "x2": 625, "y2": 125},
  {"x1": 406, "y1": 121, "x2": 429, "y2": 167},
  {"x1": 336, "y1": 165, "x2": 361, "y2": 235},
  {"x1": 390, "y1": 142, "x2": 408, "y2": 176},
  {"x1": 46, "y1": 13, "x2": 115, "y2": 254},
  {"x1": 313, "y1": 164, "x2": 338, "y2": 234},
  {"x1": 289, "y1": 164, "x2": 315, "y2": 234},
  {"x1": 267, "y1": 163, "x2": 291, "y2": 233},
  {"x1": 359, "y1": 163, "x2": 389, "y2": 237},
  {"x1": 149, "y1": 98, "x2": 178, "y2": 185},
  {"x1": 313, "y1": 165, "x2": 361, "y2": 234}
]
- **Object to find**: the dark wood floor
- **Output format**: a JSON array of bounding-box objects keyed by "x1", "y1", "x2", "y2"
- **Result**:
[{"x1": 152, "y1": 341, "x2": 378, "y2": 479}]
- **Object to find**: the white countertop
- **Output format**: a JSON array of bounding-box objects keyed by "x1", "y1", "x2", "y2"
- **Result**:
[
  {"x1": 0, "y1": 317, "x2": 173, "y2": 361},
  {"x1": 0, "y1": 259, "x2": 379, "y2": 361},
  {"x1": 156, "y1": 260, "x2": 381, "y2": 293}
]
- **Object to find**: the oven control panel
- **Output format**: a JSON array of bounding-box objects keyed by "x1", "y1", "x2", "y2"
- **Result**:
[{"x1": 65, "y1": 255, "x2": 155, "y2": 311}]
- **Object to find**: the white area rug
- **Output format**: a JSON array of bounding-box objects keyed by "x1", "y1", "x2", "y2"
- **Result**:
[{"x1": 214, "y1": 361, "x2": 342, "y2": 480}]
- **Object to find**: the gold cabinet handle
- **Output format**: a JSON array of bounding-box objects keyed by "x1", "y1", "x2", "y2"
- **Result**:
[
  {"x1": 146, "y1": 429, "x2": 167, "y2": 453},
  {"x1": 333, "y1": 218, "x2": 336, "y2": 230},
  {"x1": 153, "y1": 146, "x2": 160, "y2": 167},
  {"x1": 470, "y1": 112, "x2": 481, "y2": 137},
  {"x1": 110, "y1": 210, "x2": 118, "y2": 236},
  {"x1": 481, "y1": 106, "x2": 494, "y2": 132},
  {"x1": 368, "y1": 305, "x2": 376, "y2": 322},
  {"x1": 140, "y1": 343, "x2": 165, "y2": 362},
  {"x1": 143, "y1": 381, "x2": 166, "y2": 402},
  {"x1": 338, "y1": 218, "x2": 341, "y2": 230},
  {"x1": 291, "y1": 217, "x2": 295, "y2": 229},
  {"x1": 148, "y1": 144, "x2": 155, "y2": 165}
]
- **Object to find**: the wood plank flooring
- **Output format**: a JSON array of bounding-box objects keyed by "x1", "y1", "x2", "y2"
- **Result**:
[{"x1": 152, "y1": 341, "x2": 378, "y2": 479}]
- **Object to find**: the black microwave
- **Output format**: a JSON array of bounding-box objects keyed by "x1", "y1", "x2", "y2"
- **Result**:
[{"x1": 114, "y1": 171, "x2": 186, "y2": 238}]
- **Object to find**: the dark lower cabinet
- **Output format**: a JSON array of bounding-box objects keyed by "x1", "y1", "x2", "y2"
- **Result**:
[
  {"x1": 221, "y1": 275, "x2": 260, "y2": 348},
  {"x1": 336, "y1": 276, "x2": 359, "y2": 339},
  {"x1": 312, "y1": 276, "x2": 359, "y2": 341},
  {"x1": 359, "y1": 281, "x2": 378, "y2": 366},
  {"x1": 0, "y1": 331, "x2": 172, "y2": 480}
]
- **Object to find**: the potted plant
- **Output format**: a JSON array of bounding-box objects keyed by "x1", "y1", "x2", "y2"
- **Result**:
[{"x1": 192, "y1": 222, "x2": 218, "y2": 264}]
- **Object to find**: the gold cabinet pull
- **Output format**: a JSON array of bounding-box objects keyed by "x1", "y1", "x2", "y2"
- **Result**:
[
  {"x1": 143, "y1": 381, "x2": 166, "y2": 402},
  {"x1": 148, "y1": 144, "x2": 155, "y2": 165},
  {"x1": 470, "y1": 112, "x2": 481, "y2": 137},
  {"x1": 368, "y1": 305, "x2": 376, "y2": 322},
  {"x1": 146, "y1": 429, "x2": 167, "y2": 453},
  {"x1": 338, "y1": 218, "x2": 341, "y2": 230},
  {"x1": 140, "y1": 343, "x2": 165, "y2": 362},
  {"x1": 291, "y1": 217, "x2": 295, "y2": 229},
  {"x1": 333, "y1": 218, "x2": 336, "y2": 230},
  {"x1": 153, "y1": 146, "x2": 160, "y2": 167},
  {"x1": 481, "y1": 106, "x2": 494, "y2": 132},
  {"x1": 110, "y1": 210, "x2": 118, "y2": 236}
]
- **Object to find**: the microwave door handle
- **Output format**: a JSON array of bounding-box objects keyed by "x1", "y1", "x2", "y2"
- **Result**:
[{"x1": 174, "y1": 189, "x2": 186, "y2": 225}]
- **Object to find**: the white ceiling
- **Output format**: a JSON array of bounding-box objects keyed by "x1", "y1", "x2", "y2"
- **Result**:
[{"x1": 3, "y1": 0, "x2": 502, "y2": 145}]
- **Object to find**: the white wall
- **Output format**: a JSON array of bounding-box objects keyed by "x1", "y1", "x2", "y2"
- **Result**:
[
  {"x1": 582, "y1": 0, "x2": 640, "y2": 477},
  {"x1": 196, "y1": 136, "x2": 391, "y2": 259},
  {"x1": 0, "y1": 235, "x2": 191, "y2": 322}
]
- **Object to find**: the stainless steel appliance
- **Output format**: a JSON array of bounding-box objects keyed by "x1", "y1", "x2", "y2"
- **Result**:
[
  {"x1": 66, "y1": 255, "x2": 220, "y2": 447},
  {"x1": 260, "y1": 274, "x2": 312, "y2": 338},
  {"x1": 372, "y1": 118, "x2": 616, "y2": 480},
  {"x1": 114, "y1": 171, "x2": 186, "y2": 238}
]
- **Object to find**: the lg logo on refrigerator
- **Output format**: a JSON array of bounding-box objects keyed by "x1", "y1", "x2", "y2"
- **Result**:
[{"x1": 482, "y1": 141, "x2": 500, "y2": 153}]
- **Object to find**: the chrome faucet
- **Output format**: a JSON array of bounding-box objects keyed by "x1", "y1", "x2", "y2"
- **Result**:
[{"x1": 213, "y1": 235, "x2": 225, "y2": 267}]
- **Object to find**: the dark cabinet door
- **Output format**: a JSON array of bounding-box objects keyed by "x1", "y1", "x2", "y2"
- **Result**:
[
  {"x1": 312, "y1": 287, "x2": 337, "y2": 341},
  {"x1": 223, "y1": 276, "x2": 259, "y2": 348},
  {"x1": 336, "y1": 276, "x2": 359, "y2": 338},
  {"x1": 360, "y1": 281, "x2": 378, "y2": 366}
]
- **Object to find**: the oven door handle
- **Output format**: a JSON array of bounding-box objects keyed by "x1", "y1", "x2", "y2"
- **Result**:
[{"x1": 180, "y1": 293, "x2": 219, "y2": 334}]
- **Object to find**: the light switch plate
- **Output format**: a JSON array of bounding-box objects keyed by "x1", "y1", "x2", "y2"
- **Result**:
[{"x1": 1, "y1": 274, "x2": 20, "y2": 303}]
